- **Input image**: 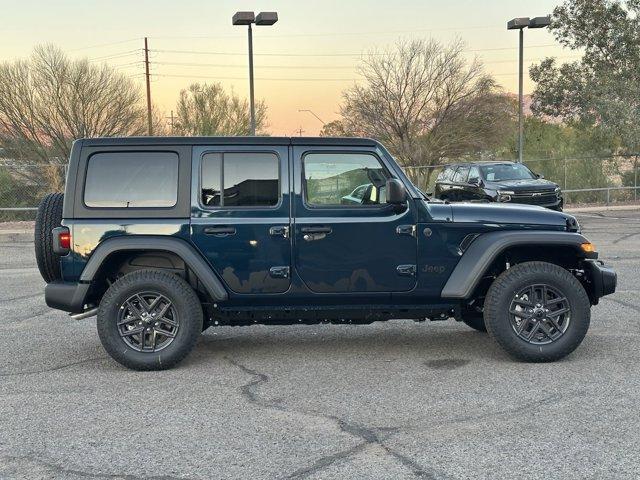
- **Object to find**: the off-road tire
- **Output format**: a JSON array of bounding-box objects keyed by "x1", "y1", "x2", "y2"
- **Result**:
[
  {"x1": 484, "y1": 261, "x2": 590, "y2": 362},
  {"x1": 97, "y1": 269, "x2": 203, "y2": 371},
  {"x1": 34, "y1": 193, "x2": 64, "y2": 283}
]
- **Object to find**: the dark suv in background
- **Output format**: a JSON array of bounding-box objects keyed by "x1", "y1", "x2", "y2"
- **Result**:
[{"x1": 434, "y1": 161, "x2": 563, "y2": 210}]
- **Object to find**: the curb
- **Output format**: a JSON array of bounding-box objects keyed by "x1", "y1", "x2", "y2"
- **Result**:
[
  {"x1": 566, "y1": 204, "x2": 640, "y2": 213},
  {"x1": 0, "y1": 230, "x2": 33, "y2": 243}
]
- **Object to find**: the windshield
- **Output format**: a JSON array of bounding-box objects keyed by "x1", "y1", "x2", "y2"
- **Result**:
[{"x1": 480, "y1": 164, "x2": 536, "y2": 182}]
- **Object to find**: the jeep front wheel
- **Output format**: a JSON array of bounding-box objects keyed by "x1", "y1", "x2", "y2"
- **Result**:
[
  {"x1": 484, "y1": 261, "x2": 590, "y2": 362},
  {"x1": 97, "y1": 270, "x2": 203, "y2": 371}
]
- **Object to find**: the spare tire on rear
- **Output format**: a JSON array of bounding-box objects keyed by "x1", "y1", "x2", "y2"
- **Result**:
[{"x1": 34, "y1": 192, "x2": 64, "y2": 283}]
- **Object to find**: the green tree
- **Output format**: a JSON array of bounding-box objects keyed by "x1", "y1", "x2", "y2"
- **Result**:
[
  {"x1": 530, "y1": 0, "x2": 640, "y2": 153},
  {"x1": 511, "y1": 117, "x2": 619, "y2": 203},
  {"x1": 175, "y1": 83, "x2": 268, "y2": 136}
]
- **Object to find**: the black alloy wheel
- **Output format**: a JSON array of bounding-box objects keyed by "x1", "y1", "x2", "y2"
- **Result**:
[
  {"x1": 509, "y1": 284, "x2": 571, "y2": 345},
  {"x1": 117, "y1": 292, "x2": 179, "y2": 352}
]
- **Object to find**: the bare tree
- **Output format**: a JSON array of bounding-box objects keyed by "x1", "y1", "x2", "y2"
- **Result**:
[
  {"x1": 0, "y1": 45, "x2": 146, "y2": 170},
  {"x1": 175, "y1": 83, "x2": 268, "y2": 136},
  {"x1": 339, "y1": 39, "x2": 515, "y2": 176}
]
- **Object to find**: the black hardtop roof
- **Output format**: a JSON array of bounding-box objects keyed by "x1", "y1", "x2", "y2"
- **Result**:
[{"x1": 78, "y1": 136, "x2": 379, "y2": 147}]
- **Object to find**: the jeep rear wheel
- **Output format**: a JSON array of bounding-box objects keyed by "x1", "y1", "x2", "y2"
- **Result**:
[
  {"x1": 97, "y1": 269, "x2": 203, "y2": 371},
  {"x1": 484, "y1": 261, "x2": 590, "y2": 362},
  {"x1": 34, "y1": 192, "x2": 64, "y2": 283}
]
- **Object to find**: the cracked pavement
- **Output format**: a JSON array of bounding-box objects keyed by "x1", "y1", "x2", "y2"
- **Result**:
[{"x1": 1, "y1": 209, "x2": 640, "y2": 479}]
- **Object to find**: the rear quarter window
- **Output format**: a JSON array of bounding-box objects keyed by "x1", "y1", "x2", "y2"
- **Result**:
[{"x1": 84, "y1": 152, "x2": 179, "y2": 208}]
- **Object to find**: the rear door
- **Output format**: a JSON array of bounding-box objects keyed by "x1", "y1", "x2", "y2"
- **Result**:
[{"x1": 190, "y1": 145, "x2": 291, "y2": 294}]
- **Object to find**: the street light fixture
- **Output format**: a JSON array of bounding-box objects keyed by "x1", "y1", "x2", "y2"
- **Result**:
[
  {"x1": 508, "y1": 15, "x2": 551, "y2": 163},
  {"x1": 233, "y1": 11, "x2": 279, "y2": 136}
]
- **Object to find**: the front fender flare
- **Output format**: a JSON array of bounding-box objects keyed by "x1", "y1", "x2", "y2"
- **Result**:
[
  {"x1": 79, "y1": 236, "x2": 228, "y2": 301},
  {"x1": 440, "y1": 231, "x2": 590, "y2": 299}
]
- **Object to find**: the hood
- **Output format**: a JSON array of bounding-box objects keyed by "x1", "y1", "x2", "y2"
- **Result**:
[
  {"x1": 489, "y1": 178, "x2": 558, "y2": 192},
  {"x1": 446, "y1": 202, "x2": 575, "y2": 229}
]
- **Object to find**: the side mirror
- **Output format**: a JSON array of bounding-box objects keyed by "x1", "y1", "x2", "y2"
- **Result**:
[
  {"x1": 386, "y1": 178, "x2": 407, "y2": 204},
  {"x1": 536, "y1": 173, "x2": 545, "y2": 179}
]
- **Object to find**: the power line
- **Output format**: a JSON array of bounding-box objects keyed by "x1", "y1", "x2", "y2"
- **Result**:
[
  {"x1": 153, "y1": 73, "x2": 358, "y2": 82},
  {"x1": 68, "y1": 38, "x2": 141, "y2": 52},
  {"x1": 88, "y1": 50, "x2": 140, "y2": 61},
  {"x1": 152, "y1": 44, "x2": 560, "y2": 58},
  {"x1": 148, "y1": 24, "x2": 503, "y2": 41},
  {"x1": 153, "y1": 61, "x2": 356, "y2": 70},
  {"x1": 150, "y1": 54, "x2": 579, "y2": 71}
]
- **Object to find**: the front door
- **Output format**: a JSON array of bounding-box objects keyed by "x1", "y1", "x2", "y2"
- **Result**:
[
  {"x1": 190, "y1": 145, "x2": 291, "y2": 294},
  {"x1": 293, "y1": 147, "x2": 417, "y2": 294}
]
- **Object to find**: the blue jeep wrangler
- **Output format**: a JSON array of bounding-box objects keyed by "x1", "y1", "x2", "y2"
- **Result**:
[{"x1": 34, "y1": 137, "x2": 616, "y2": 370}]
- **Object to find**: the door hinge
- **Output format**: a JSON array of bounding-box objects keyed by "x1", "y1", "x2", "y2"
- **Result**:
[
  {"x1": 396, "y1": 264, "x2": 416, "y2": 277},
  {"x1": 396, "y1": 225, "x2": 416, "y2": 237},
  {"x1": 269, "y1": 225, "x2": 290, "y2": 238},
  {"x1": 269, "y1": 266, "x2": 290, "y2": 279}
]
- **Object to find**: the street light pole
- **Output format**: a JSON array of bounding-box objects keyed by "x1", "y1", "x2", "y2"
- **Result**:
[
  {"x1": 247, "y1": 23, "x2": 256, "y2": 136},
  {"x1": 508, "y1": 15, "x2": 550, "y2": 163},
  {"x1": 518, "y1": 27, "x2": 524, "y2": 164},
  {"x1": 233, "y1": 11, "x2": 278, "y2": 136}
]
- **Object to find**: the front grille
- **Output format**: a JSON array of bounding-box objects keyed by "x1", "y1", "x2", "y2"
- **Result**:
[{"x1": 510, "y1": 192, "x2": 558, "y2": 205}]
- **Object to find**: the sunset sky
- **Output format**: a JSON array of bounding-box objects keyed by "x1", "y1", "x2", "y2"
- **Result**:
[{"x1": 0, "y1": 0, "x2": 574, "y2": 135}]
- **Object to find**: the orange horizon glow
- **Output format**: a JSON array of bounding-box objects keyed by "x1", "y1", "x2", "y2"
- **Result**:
[{"x1": 0, "y1": 0, "x2": 572, "y2": 136}]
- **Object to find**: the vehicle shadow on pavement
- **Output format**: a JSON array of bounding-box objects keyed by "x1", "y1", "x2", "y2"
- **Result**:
[{"x1": 185, "y1": 324, "x2": 506, "y2": 367}]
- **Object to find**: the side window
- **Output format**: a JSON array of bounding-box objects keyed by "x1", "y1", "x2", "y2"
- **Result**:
[
  {"x1": 201, "y1": 152, "x2": 279, "y2": 207},
  {"x1": 443, "y1": 166, "x2": 455, "y2": 181},
  {"x1": 303, "y1": 152, "x2": 390, "y2": 206},
  {"x1": 452, "y1": 166, "x2": 470, "y2": 183},
  {"x1": 468, "y1": 166, "x2": 480, "y2": 181},
  {"x1": 84, "y1": 151, "x2": 178, "y2": 208},
  {"x1": 437, "y1": 168, "x2": 449, "y2": 182}
]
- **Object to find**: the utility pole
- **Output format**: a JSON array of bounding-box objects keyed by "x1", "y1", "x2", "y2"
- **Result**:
[{"x1": 144, "y1": 37, "x2": 153, "y2": 136}]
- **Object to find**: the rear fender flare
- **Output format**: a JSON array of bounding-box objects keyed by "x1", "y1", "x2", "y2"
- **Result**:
[{"x1": 79, "y1": 236, "x2": 228, "y2": 301}]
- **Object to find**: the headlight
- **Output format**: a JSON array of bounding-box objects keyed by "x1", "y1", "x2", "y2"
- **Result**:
[
  {"x1": 554, "y1": 187, "x2": 561, "y2": 193},
  {"x1": 498, "y1": 190, "x2": 515, "y2": 195}
]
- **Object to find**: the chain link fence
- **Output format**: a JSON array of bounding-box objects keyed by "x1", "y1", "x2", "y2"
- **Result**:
[
  {"x1": 1, "y1": 156, "x2": 639, "y2": 221},
  {"x1": 403, "y1": 155, "x2": 640, "y2": 206},
  {"x1": 0, "y1": 163, "x2": 66, "y2": 221}
]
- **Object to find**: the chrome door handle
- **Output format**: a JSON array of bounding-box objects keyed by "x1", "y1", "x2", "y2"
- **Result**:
[
  {"x1": 269, "y1": 225, "x2": 290, "y2": 238},
  {"x1": 301, "y1": 226, "x2": 332, "y2": 242}
]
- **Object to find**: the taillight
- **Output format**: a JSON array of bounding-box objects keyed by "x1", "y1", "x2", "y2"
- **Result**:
[
  {"x1": 52, "y1": 226, "x2": 71, "y2": 255},
  {"x1": 59, "y1": 231, "x2": 71, "y2": 250}
]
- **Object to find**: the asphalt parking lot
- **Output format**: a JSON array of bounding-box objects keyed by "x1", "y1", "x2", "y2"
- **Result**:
[{"x1": 1, "y1": 209, "x2": 639, "y2": 480}]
